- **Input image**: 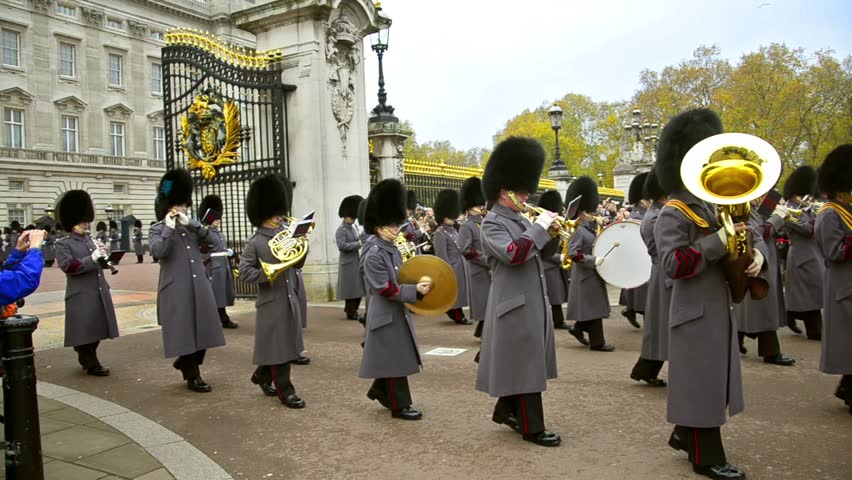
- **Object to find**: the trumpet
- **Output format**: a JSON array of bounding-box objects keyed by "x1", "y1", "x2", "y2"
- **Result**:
[
  {"x1": 508, "y1": 193, "x2": 578, "y2": 270},
  {"x1": 786, "y1": 195, "x2": 824, "y2": 218},
  {"x1": 87, "y1": 233, "x2": 118, "y2": 275}
]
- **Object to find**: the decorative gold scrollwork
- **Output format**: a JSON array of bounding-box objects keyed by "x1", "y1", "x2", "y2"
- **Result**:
[{"x1": 180, "y1": 90, "x2": 241, "y2": 180}]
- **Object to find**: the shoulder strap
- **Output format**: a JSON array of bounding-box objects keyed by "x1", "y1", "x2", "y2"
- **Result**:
[
  {"x1": 817, "y1": 202, "x2": 852, "y2": 230},
  {"x1": 664, "y1": 199, "x2": 710, "y2": 229}
]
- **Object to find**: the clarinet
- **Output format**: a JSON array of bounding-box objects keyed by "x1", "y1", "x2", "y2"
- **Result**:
[{"x1": 89, "y1": 233, "x2": 118, "y2": 275}]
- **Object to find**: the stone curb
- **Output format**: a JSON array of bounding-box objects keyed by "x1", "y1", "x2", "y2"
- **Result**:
[{"x1": 37, "y1": 381, "x2": 233, "y2": 480}]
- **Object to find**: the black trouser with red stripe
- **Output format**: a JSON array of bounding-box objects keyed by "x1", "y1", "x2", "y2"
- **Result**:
[
  {"x1": 575, "y1": 319, "x2": 606, "y2": 347},
  {"x1": 369, "y1": 377, "x2": 412, "y2": 411},
  {"x1": 551, "y1": 306, "x2": 567, "y2": 328},
  {"x1": 45, "y1": 259, "x2": 55, "y2": 267},
  {"x1": 787, "y1": 310, "x2": 822, "y2": 339},
  {"x1": 670, "y1": 425, "x2": 726, "y2": 466},
  {"x1": 446, "y1": 308, "x2": 466, "y2": 323},
  {"x1": 631, "y1": 357, "x2": 665, "y2": 380},
  {"x1": 253, "y1": 363, "x2": 295, "y2": 401},
  {"x1": 738, "y1": 331, "x2": 781, "y2": 358},
  {"x1": 492, "y1": 393, "x2": 545, "y2": 435},
  {"x1": 137, "y1": 254, "x2": 144, "y2": 263},
  {"x1": 474, "y1": 321, "x2": 484, "y2": 338},
  {"x1": 74, "y1": 341, "x2": 102, "y2": 369},
  {"x1": 173, "y1": 349, "x2": 206, "y2": 380},
  {"x1": 344, "y1": 298, "x2": 362, "y2": 317}
]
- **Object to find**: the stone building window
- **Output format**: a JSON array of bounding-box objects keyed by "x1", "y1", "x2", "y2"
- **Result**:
[
  {"x1": 151, "y1": 63, "x2": 162, "y2": 95},
  {"x1": 106, "y1": 18, "x2": 124, "y2": 31},
  {"x1": 9, "y1": 180, "x2": 25, "y2": 192},
  {"x1": 59, "y1": 42, "x2": 76, "y2": 77},
  {"x1": 110, "y1": 121, "x2": 125, "y2": 157},
  {"x1": 108, "y1": 53, "x2": 123, "y2": 86},
  {"x1": 2, "y1": 29, "x2": 20, "y2": 68},
  {"x1": 113, "y1": 184, "x2": 127, "y2": 194},
  {"x1": 153, "y1": 126, "x2": 166, "y2": 160},
  {"x1": 3, "y1": 108, "x2": 24, "y2": 148},
  {"x1": 61, "y1": 115, "x2": 79, "y2": 152},
  {"x1": 149, "y1": 30, "x2": 164, "y2": 42},
  {"x1": 56, "y1": 4, "x2": 76, "y2": 17},
  {"x1": 7, "y1": 208, "x2": 27, "y2": 226}
]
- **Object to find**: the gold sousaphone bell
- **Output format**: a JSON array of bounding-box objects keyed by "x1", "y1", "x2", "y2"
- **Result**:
[
  {"x1": 681, "y1": 132, "x2": 782, "y2": 303},
  {"x1": 398, "y1": 255, "x2": 458, "y2": 316}
]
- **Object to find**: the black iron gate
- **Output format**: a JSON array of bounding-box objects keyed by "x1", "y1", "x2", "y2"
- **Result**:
[{"x1": 162, "y1": 29, "x2": 295, "y2": 297}]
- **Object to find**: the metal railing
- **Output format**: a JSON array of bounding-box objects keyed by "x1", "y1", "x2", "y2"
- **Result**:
[{"x1": 0, "y1": 147, "x2": 165, "y2": 170}]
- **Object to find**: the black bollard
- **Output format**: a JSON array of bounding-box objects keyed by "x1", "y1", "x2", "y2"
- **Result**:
[{"x1": 1, "y1": 314, "x2": 44, "y2": 480}]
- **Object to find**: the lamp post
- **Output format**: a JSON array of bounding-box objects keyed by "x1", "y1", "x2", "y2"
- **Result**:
[
  {"x1": 104, "y1": 206, "x2": 114, "y2": 221},
  {"x1": 44, "y1": 207, "x2": 54, "y2": 216},
  {"x1": 597, "y1": 172, "x2": 604, "y2": 187},
  {"x1": 547, "y1": 104, "x2": 569, "y2": 179},
  {"x1": 369, "y1": 4, "x2": 395, "y2": 123},
  {"x1": 622, "y1": 109, "x2": 659, "y2": 162}
]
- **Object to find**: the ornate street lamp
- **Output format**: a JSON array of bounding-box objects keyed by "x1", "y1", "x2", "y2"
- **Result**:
[
  {"x1": 623, "y1": 109, "x2": 659, "y2": 158},
  {"x1": 597, "y1": 172, "x2": 604, "y2": 187},
  {"x1": 44, "y1": 207, "x2": 55, "y2": 216},
  {"x1": 104, "y1": 206, "x2": 114, "y2": 220},
  {"x1": 369, "y1": 3, "x2": 396, "y2": 122},
  {"x1": 548, "y1": 104, "x2": 569, "y2": 178}
]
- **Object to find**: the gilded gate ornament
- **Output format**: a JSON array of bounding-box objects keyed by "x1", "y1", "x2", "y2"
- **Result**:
[{"x1": 180, "y1": 90, "x2": 240, "y2": 180}]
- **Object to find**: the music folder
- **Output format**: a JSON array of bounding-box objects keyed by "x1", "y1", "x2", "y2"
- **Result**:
[
  {"x1": 292, "y1": 211, "x2": 316, "y2": 238},
  {"x1": 107, "y1": 250, "x2": 126, "y2": 263},
  {"x1": 201, "y1": 208, "x2": 221, "y2": 225},
  {"x1": 565, "y1": 195, "x2": 582, "y2": 220}
]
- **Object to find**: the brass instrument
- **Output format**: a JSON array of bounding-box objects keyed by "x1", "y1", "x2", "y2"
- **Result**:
[
  {"x1": 260, "y1": 216, "x2": 314, "y2": 282},
  {"x1": 385, "y1": 229, "x2": 458, "y2": 316},
  {"x1": 681, "y1": 133, "x2": 782, "y2": 303},
  {"x1": 508, "y1": 192, "x2": 578, "y2": 270},
  {"x1": 786, "y1": 195, "x2": 824, "y2": 219}
]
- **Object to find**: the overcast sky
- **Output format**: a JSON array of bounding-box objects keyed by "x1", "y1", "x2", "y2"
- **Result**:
[{"x1": 361, "y1": 0, "x2": 851, "y2": 151}]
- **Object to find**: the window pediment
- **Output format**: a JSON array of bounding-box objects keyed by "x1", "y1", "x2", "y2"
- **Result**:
[
  {"x1": 147, "y1": 109, "x2": 164, "y2": 122},
  {"x1": 104, "y1": 103, "x2": 133, "y2": 119},
  {"x1": 54, "y1": 95, "x2": 87, "y2": 113},
  {"x1": 0, "y1": 87, "x2": 34, "y2": 107}
]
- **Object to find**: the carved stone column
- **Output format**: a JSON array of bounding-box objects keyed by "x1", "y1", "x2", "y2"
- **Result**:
[{"x1": 368, "y1": 119, "x2": 411, "y2": 181}]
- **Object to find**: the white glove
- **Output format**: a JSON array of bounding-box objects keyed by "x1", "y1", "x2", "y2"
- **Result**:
[
  {"x1": 746, "y1": 248, "x2": 764, "y2": 277},
  {"x1": 716, "y1": 226, "x2": 727, "y2": 246},
  {"x1": 772, "y1": 204, "x2": 789, "y2": 219},
  {"x1": 594, "y1": 256, "x2": 605, "y2": 266},
  {"x1": 164, "y1": 213, "x2": 177, "y2": 229},
  {"x1": 91, "y1": 248, "x2": 104, "y2": 262},
  {"x1": 177, "y1": 212, "x2": 189, "y2": 226},
  {"x1": 226, "y1": 248, "x2": 234, "y2": 257},
  {"x1": 560, "y1": 254, "x2": 565, "y2": 264},
  {"x1": 534, "y1": 211, "x2": 557, "y2": 230}
]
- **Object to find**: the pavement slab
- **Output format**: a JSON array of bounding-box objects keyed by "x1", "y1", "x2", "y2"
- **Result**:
[
  {"x1": 42, "y1": 425, "x2": 132, "y2": 462},
  {"x1": 76, "y1": 443, "x2": 163, "y2": 479},
  {"x1": 43, "y1": 459, "x2": 113, "y2": 480}
]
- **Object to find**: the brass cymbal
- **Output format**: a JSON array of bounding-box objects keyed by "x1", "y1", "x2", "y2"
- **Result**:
[{"x1": 398, "y1": 255, "x2": 458, "y2": 317}]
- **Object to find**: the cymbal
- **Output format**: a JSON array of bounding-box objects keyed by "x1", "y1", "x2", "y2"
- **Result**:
[{"x1": 398, "y1": 255, "x2": 458, "y2": 316}]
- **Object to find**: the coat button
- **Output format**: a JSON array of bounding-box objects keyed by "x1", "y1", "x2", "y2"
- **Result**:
[
  {"x1": 191, "y1": 260, "x2": 195, "y2": 263},
  {"x1": 181, "y1": 233, "x2": 186, "y2": 237},
  {"x1": 193, "y1": 274, "x2": 197, "y2": 278},
  {"x1": 186, "y1": 246, "x2": 190, "y2": 249}
]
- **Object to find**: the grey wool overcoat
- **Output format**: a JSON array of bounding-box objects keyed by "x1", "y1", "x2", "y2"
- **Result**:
[
  {"x1": 133, "y1": 228, "x2": 144, "y2": 256},
  {"x1": 359, "y1": 237, "x2": 422, "y2": 379},
  {"x1": 238, "y1": 227, "x2": 305, "y2": 366},
  {"x1": 542, "y1": 237, "x2": 569, "y2": 306},
  {"x1": 150, "y1": 221, "x2": 225, "y2": 358},
  {"x1": 815, "y1": 204, "x2": 852, "y2": 374},
  {"x1": 108, "y1": 230, "x2": 120, "y2": 252},
  {"x1": 734, "y1": 209, "x2": 785, "y2": 333},
  {"x1": 458, "y1": 215, "x2": 491, "y2": 321},
  {"x1": 359, "y1": 234, "x2": 376, "y2": 311},
  {"x1": 432, "y1": 224, "x2": 469, "y2": 309},
  {"x1": 565, "y1": 222, "x2": 611, "y2": 322},
  {"x1": 656, "y1": 190, "x2": 745, "y2": 428},
  {"x1": 296, "y1": 267, "x2": 307, "y2": 328},
  {"x1": 55, "y1": 234, "x2": 120, "y2": 347},
  {"x1": 625, "y1": 208, "x2": 649, "y2": 312},
  {"x1": 639, "y1": 201, "x2": 670, "y2": 361},
  {"x1": 43, "y1": 232, "x2": 56, "y2": 262},
  {"x1": 335, "y1": 222, "x2": 365, "y2": 300},
  {"x1": 205, "y1": 229, "x2": 235, "y2": 309},
  {"x1": 783, "y1": 201, "x2": 825, "y2": 312},
  {"x1": 475, "y1": 203, "x2": 557, "y2": 398}
]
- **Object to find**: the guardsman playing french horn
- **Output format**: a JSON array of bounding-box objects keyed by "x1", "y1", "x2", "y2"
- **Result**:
[
  {"x1": 359, "y1": 179, "x2": 432, "y2": 421},
  {"x1": 565, "y1": 176, "x2": 615, "y2": 352},
  {"x1": 150, "y1": 169, "x2": 226, "y2": 393},
  {"x1": 475, "y1": 136, "x2": 561, "y2": 447},
  {"x1": 814, "y1": 144, "x2": 852, "y2": 415},
  {"x1": 336, "y1": 194, "x2": 366, "y2": 321},
  {"x1": 238, "y1": 174, "x2": 308, "y2": 409},
  {"x1": 55, "y1": 190, "x2": 119, "y2": 377},
  {"x1": 432, "y1": 189, "x2": 471, "y2": 325},
  {"x1": 457, "y1": 177, "x2": 490, "y2": 338}
]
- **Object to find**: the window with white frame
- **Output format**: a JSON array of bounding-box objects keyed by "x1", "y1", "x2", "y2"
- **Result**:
[
  {"x1": 149, "y1": 30, "x2": 164, "y2": 41},
  {"x1": 56, "y1": 4, "x2": 76, "y2": 17},
  {"x1": 151, "y1": 63, "x2": 162, "y2": 95},
  {"x1": 109, "y1": 121, "x2": 125, "y2": 156},
  {"x1": 2, "y1": 29, "x2": 20, "y2": 67},
  {"x1": 9, "y1": 180, "x2": 25, "y2": 192},
  {"x1": 108, "y1": 53, "x2": 123, "y2": 86},
  {"x1": 7, "y1": 208, "x2": 26, "y2": 226},
  {"x1": 113, "y1": 184, "x2": 126, "y2": 194},
  {"x1": 112, "y1": 208, "x2": 126, "y2": 219},
  {"x1": 3, "y1": 108, "x2": 24, "y2": 148},
  {"x1": 153, "y1": 126, "x2": 166, "y2": 160},
  {"x1": 106, "y1": 18, "x2": 124, "y2": 30},
  {"x1": 59, "y1": 42, "x2": 76, "y2": 77},
  {"x1": 61, "y1": 115, "x2": 79, "y2": 152}
]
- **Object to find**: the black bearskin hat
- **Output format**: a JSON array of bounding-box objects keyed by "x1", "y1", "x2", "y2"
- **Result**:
[
  {"x1": 356, "y1": 198, "x2": 368, "y2": 226},
  {"x1": 628, "y1": 172, "x2": 649, "y2": 204},
  {"x1": 55, "y1": 190, "x2": 95, "y2": 232},
  {"x1": 155, "y1": 169, "x2": 194, "y2": 221},
  {"x1": 134, "y1": 219, "x2": 142, "y2": 228},
  {"x1": 565, "y1": 176, "x2": 600, "y2": 215},
  {"x1": 818, "y1": 144, "x2": 852, "y2": 196},
  {"x1": 434, "y1": 189, "x2": 460, "y2": 223},
  {"x1": 407, "y1": 190, "x2": 418, "y2": 211},
  {"x1": 643, "y1": 167, "x2": 666, "y2": 201},
  {"x1": 198, "y1": 194, "x2": 223, "y2": 219},
  {"x1": 460, "y1": 177, "x2": 486, "y2": 211},
  {"x1": 246, "y1": 174, "x2": 292, "y2": 227},
  {"x1": 364, "y1": 179, "x2": 407, "y2": 234},
  {"x1": 783, "y1": 165, "x2": 817, "y2": 199},
  {"x1": 96, "y1": 221, "x2": 107, "y2": 231},
  {"x1": 338, "y1": 195, "x2": 364, "y2": 219},
  {"x1": 655, "y1": 108, "x2": 723, "y2": 194},
  {"x1": 482, "y1": 137, "x2": 545, "y2": 204},
  {"x1": 10, "y1": 220, "x2": 20, "y2": 231},
  {"x1": 109, "y1": 220, "x2": 117, "y2": 230},
  {"x1": 537, "y1": 190, "x2": 564, "y2": 214}
]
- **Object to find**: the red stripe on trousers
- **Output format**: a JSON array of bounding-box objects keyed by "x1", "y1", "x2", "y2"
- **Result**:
[
  {"x1": 694, "y1": 428, "x2": 700, "y2": 465},
  {"x1": 520, "y1": 396, "x2": 529, "y2": 434},
  {"x1": 270, "y1": 366, "x2": 283, "y2": 402},
  {"x1": 388, "y1": 378, "x2": 398, "y2": 410}
]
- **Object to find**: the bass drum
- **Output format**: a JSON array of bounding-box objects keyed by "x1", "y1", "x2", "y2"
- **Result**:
[{"x1": 592, "y1": 220, "x2": 651, "y2": 289}]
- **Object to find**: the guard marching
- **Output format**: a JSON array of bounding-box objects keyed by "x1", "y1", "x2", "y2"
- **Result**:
[
  {"x1": 537, "y1": 190, "x2": 571, "y2": 332},
  {"x1": 432, "y1": 189, "x2": 470, "y2": 325},
  {"x1": 336, "y1": 194, "x2": 366, "y2": 321},
  {"x1": 457, "y1": 177, "x2": 490, "y2": 338},
  {"x1": 133, "y1": 220, "x2": 144, "y2": 263},
  {"x1": 199, "y1": 194, "x2": 237, "y2": 329},
  {"x1": 621, "y1": 173, "x2": 649, "y2": 329}
]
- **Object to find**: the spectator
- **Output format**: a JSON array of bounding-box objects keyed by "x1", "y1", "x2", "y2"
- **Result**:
[{"x1": 1, "y1": 229, "x2": 45, "y2": 309}]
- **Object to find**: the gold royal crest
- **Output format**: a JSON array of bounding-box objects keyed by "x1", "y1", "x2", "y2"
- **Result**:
[{"x1": 180, "y1": 90, "x2": 240, "y2": 180}]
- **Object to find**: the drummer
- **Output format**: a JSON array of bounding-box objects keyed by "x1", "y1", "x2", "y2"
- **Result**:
[{"x1": 564, "y1": 176, "x2": 615, "y2": 351}]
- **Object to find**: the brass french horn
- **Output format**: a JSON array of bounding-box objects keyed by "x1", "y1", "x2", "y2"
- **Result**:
[
  {"x1": 260, "y1": 216, "x2": 314, "y2": 282},
  {"x1": 681, "y1": 132, "x2": 782, "y2": 303}
]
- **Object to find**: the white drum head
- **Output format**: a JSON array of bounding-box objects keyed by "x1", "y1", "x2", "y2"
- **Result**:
[{"x1": 592, "y1": 220, "x2": 652, "y2": 289}]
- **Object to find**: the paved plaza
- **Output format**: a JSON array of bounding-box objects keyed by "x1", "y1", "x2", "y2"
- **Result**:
[{"x1": 7, "y1": 261, "x2": 851, "y2": 479}]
